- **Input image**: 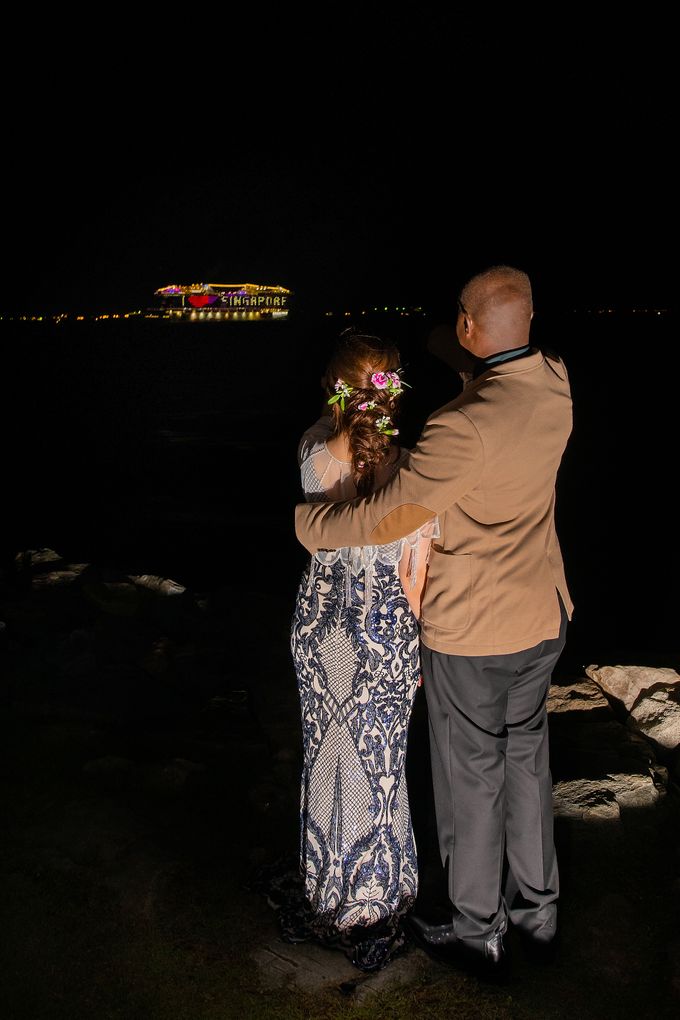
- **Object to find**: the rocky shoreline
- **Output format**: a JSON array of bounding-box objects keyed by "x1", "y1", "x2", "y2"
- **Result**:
[{"x1": 1, "y1": 548, "x2": 679, "y2": 1018}]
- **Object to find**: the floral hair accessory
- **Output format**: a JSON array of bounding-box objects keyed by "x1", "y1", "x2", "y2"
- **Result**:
[
  {"x1": 370, "y1": 369, "x2": 410, "y2": 396},
  {"x1": 327, "y1": 378, "x2": 353, "y2": 412},
  {"x1": 358, "y1": 400, "x2": 377, "y2": 411},
  {"x1": 376, "y1": 414, "x2": 399, "y2": 436}
]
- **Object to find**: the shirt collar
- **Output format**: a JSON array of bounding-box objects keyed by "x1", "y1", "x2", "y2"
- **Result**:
[
  {"x1": 484, "y1": 345, "x2": 531, "y2": 365},
  {"x1": 472, "y1": 345, "x2": 533, "y2": 379}
]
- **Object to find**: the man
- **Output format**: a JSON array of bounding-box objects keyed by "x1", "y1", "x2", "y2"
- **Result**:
[{"x1": 295, "y1": 266, "x2": 573, "y2": 976}]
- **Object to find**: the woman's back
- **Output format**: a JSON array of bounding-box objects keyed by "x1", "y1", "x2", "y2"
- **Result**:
[
  {"x1": 299, "y1": 415, "x2": 405, "y2": 505},
  {"x1": 297, "y1": 415, "x2": 414, "y2": 605}
]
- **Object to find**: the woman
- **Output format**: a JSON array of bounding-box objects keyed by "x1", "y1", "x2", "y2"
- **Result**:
[{"x1": 288, "y1": 330, "x2": 437, "y2": 971}]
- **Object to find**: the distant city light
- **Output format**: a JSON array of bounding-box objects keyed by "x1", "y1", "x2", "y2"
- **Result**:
[{"x1": 0, "y1": 306, "x2": 669, "y2": 324}]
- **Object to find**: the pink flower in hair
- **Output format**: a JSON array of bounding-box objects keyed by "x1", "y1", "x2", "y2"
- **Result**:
[
  {"x1": 371, "y1": 371, "x2": 389, "y2": 389},
  {"x1": 358, "y1": 400, "x2": 377, "y2": 411}
]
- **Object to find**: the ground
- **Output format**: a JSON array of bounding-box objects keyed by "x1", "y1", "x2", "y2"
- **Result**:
[{"x1": 1, "y1": 557, "x2": 679, "y2": 1019}]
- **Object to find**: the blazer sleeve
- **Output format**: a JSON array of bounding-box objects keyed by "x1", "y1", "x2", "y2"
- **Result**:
[{"x1": 295, "y1": 408, "x2": 484, "y2": 553}]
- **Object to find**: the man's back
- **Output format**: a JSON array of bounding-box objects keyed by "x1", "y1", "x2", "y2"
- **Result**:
[{"x1": 417, "y1": 348, "x2": 572, "y2": 655}]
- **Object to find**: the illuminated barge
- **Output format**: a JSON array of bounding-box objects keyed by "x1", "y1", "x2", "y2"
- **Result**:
[{"x1": 150, "y1": 282, "x2": 292, "y2": 321}]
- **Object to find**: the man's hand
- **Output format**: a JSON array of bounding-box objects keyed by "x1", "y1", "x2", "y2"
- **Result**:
[{"x1": 426, "y1": 324, "x2": 475, "y2": 374}]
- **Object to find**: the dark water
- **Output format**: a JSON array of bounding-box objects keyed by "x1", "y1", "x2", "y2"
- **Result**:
[{"x1": 3, "y1": 310, "x2": 677, "y2": 671}]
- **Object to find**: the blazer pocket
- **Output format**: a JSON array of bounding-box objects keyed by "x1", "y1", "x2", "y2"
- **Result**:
[{"x1": 425, "y1": 549, "x2": 472, "y2": 632}]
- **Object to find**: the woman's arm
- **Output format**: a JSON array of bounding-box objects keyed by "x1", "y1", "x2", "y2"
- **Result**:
[{"x1": 398, "y1": 522, "x2": 437, "y2": 620}]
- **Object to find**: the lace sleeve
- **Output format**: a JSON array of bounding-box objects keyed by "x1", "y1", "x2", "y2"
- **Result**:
[
  {"x1": 297, "y1": 414, "x2": 334, "y2": 467},
  {"x1": 401, "y1": 517, "x2": 440, "y2": 590}
]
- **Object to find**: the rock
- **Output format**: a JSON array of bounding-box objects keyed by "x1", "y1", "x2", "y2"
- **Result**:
[
  {"x1": 548, "y1": 679, "x2": 609, "y2": 713},
  {"x1": 548, "y1": 678, "x2": 658, "y2": 781},
  {"x1": 548, "y1": 676, "x2": 669, "y2": 817},
  {"x1": 553, "y1": 770, "x2": 661, "y2": 820},
  {"x1": 82, "y1": 579, "x2": 142, "y2": 616},
  {"x1": 628, "y1": 686, "x2": 680, "y2": 749},
  {"x1": 16, "y1": 548, "x2": 64, "y2": 571},
  {"x1": 585, "y1": 664, "x2": 680, "y2": 711},
  {"x1": 32, "y1": 570, "x2": 81, "y2": 589},
  {"x1": 32, "y1": 562, "x2": 89, "y2": 588},
  {"x1": 130, "y1": 574, "x2": 186, "y2": 596},
  {"x1": 199, "y1": 691, "x2": 259, "y2": 740},
  {"x1": 252, "y1": 936, "x2": 357, "y2": 992},
  {"x1": 252, "y1": 935, "x2": 427, "y2": 998},
  {"x1": 353, "y1": 951, "x2": 427, "y2": 1005}
]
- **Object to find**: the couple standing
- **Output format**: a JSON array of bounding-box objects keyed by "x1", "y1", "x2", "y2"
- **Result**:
[{"x1": 290, "y1": 265, "x2": 573, "y2": 977}]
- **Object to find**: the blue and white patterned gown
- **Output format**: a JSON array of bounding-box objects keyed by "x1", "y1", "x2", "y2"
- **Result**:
[{"x1": 290, "y1": 417, "x2": 437, "y2": 970}]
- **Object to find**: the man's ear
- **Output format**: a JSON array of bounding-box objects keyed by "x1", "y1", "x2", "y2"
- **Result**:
[{"x1": 463, "y1": 317, "x2": 470, "y2": 334}]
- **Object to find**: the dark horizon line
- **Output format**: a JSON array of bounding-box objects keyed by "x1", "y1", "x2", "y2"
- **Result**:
[{"x1": 1, "y1": 305, "x2": 672, "y2": 323}]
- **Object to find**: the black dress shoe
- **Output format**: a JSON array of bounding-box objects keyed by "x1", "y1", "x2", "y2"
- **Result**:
[
  {"x1": 458, "y1": 930, "x2": 509, "y2": 983},
  {"x1": 478, "y1": 929, "x2": 506, "y2": 969},
  {"x1": 406, "y1": 915, "x2": 508, "y2": 982},
  {"x1": 406, "y1": 914, "x2": 458, "y2": 946},
  {"x1": 405, "y1": 914, "x2": 460, "y2": 966}
]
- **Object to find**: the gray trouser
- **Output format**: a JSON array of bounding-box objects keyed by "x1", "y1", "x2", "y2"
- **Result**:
[{"x1": 420, "y1": 598, "x2": 567, "y2": 941}]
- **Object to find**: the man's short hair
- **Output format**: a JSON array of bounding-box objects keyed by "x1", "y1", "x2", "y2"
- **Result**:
[{"x1": 460, "y1": 266, "x2": 533, "y2": 338}]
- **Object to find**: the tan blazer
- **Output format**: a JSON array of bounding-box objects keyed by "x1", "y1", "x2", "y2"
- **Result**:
[{"x1": 295, "y1": 349, "x2": 573, "y2": 657}]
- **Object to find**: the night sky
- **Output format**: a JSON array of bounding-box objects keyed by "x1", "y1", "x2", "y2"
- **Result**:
[
  {"x1": 1, "y1": 16, "x2": 677, "y2": 665},
  {"x1": 5, "y1": 16, "x2": 674, "y2": 317}
]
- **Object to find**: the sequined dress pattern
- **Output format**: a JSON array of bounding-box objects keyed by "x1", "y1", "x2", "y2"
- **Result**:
[{"x1": 289, "y1": 417, "x2": 437, "y2": 970}]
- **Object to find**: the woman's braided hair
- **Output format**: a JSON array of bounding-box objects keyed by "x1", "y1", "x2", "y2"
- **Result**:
[{"x1": 325, "y1": 329, "x2": 405, "y2": 497}]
